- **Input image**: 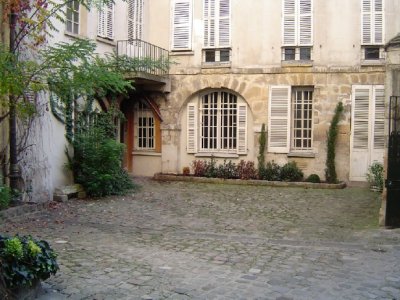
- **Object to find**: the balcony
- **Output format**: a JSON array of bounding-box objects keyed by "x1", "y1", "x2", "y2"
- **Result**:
[{"x1": 116, "y1": 39, "x2": 170, "y2": 92}]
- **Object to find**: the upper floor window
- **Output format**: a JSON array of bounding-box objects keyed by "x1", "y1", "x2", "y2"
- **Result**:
[
  {"x1": 203, "y1": 0, "x2": 231, "y2": 49},
  {"x1": 268, "y1": 86, "x2": 314, "y2": 153},
  {"x1": 362, "y1": 0, "x2": 384, "y2": 45},
  {"x1": 66, "y1": 0, "x2": 79, "y2": 35},
  {"x1": 282, "y1": 0, "x2": 313, "y2": 61},
  {"x1": 98, "y1": 3, "x2": 114, "y2": 40},
  {"x1": 128, "y1": 0, "x2": 144, "y2": 41},
  {"x1": 172, "y1": 0, "x2": 192, "y2": 50},
  {"x1": 187, "y1": 90, "x2": 247, "y2": 155}
]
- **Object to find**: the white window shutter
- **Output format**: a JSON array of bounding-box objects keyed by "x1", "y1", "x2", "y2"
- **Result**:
[
  {"x1": 106, "y1": 3, "x2": 114, "y2": 39},
  {"x1": 204, "y1": 0, "x2": 216, "y2": 47},
  {"x1": 218, "y1": 0, "x2": 230, "y2": 47},
  {"x1": 268, "y1": 86, "x2": 291, "y2": 153},
  {"x1": 172, "y1": 0, "x2": 192, "y2": 50},
  {"x1": 237, "y1": 103, "x2": 247, "y2": 154},
  {"x1": 373, "y1": 86, "x2": 385, "y2": 150},
  {"x1": 187, "y1": 103, "x2": 198, "y2": 153},
  {"x1": 373, "y1": 0, "x2": 384, "y2": 44},
  {"x1": 128, "y1": 0, "x2": 143, "y2": 40},
  {"x1": 352, "y1": 87, "x2": 371, "y2": 150},
  {"x1": 98, "y1": 7, "x2": 106, "y2": 37},
  {"x1": 299, "y1": 0, "x2": 312, "y2": 45},
  {"x1": 283, "y1": 0, "x2": 296, "y2": 45}
]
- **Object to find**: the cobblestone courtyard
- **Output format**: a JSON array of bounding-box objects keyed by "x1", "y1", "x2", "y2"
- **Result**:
[{"x1": 2, "y1": 178, "x2": 400, "y2": 299}]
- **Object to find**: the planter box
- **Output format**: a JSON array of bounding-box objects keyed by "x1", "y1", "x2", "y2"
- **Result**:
[{"x1": 153, "y1": 173, "x2": 346, "y2": 189}]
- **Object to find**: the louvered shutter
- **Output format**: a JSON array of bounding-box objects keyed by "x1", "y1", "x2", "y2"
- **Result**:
[
  {"x1": 352, "y1": 87, "x2": 371, "y2": 150},
  {"x1": 373, "y1": 86, "x2": 385, "y2": 150},
  {"x1": 373, "y1": 0, "x2": 383, "y2": 44},
  {"x1": 237, "y1": 103, "x2": 247, "y2": 154},
  {"x1": 128, "y1": 0, "x2": 143, "y2": 40},
  {"x1": 106, "y1": 3, "x2": 114, "y2": 39},
  {"x1": 362, "y1": 0, "x2": 372, "y2": 44},
  {"x1": 218, "y1": 0, "x2": 230, "y2": 47},
  {"x1": 299, "y1": 0, "x2": 312, "y2": 45},
  {"x1": 283, "y1": 0, "x2": 296, "y2": 45},
  {"x1": 204, "y1": 0, "x2": 216, "y2": 47},
  {"x1": 268, "y1": 86, "x2": 291, "y2": 153},
  {"x1": 187, "y1": 103, "x2": 198, "y2": 153},
  {"x1": 172, "y1": 0, "x2": 192, "y2": 50},
  {"x1": 98, "y1": 7, "x2": 106, "y2": 37}
]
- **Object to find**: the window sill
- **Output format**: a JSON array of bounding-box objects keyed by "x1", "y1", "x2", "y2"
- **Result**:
[
  {"x1": 194, "y1": 152, "x2": 239, "y2": 158},
  {"x1": 281, "y1": 60, "x2": 313, "y2": 67},
  {"x1": 96, "y1": 37, "x2": 116, "y2": 46},
  {"x1": 132, "y1": 151, "x2": 161, "y2": 157},
  {"x1": 64, "y1": 31, "x2": 83, "y2": 39},
  {"x1": 360, "y1": 59, "x2": 385, "y2": 66},
  {"x1": 170, "y1": 50, "x2": 194, "y2": 56},
  {"x1": 287, "y1": 152, "x2": 315, "y2": 158},
  {"x1": 201, "y1": 62, "x2": 232, "y2": 69}
]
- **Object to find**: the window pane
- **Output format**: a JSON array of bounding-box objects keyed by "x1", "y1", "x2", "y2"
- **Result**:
[
  {"x1": 220, "y1": 50, "x2": 230, "y2": 62},
  {"x1": 284, "y1": 48, "x2": 295, "y2": 60},
  {"x1": 205, "y1": 50, "x2": 216, "y2": 62},
  {"x1": 365, "y1": 47, "x2": 380, "y2": 60},
  {"x1": 300, "y1": 47, "x2": 311, "y2": 60}
]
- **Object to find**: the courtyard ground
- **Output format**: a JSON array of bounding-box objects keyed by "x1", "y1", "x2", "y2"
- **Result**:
[{"x1": 1, "y1": 177, "x2": 400, "y2": 300}]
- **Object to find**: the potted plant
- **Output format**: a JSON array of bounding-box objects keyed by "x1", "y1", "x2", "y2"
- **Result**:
[{"x1": 366, "y1": 162, "x2": 384, "y2": 192}]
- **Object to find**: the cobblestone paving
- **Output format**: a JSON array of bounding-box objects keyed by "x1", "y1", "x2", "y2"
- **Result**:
[{"x1": 2, "y1": 178, "x2": 400, "y2": 300}]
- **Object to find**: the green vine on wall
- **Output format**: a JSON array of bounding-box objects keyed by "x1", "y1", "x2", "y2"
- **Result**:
[{"x1": 325, "y1": 102, "x2": 344, "y2": 183}]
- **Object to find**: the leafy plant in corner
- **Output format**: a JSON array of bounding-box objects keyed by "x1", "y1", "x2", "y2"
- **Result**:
[
  {"x1": 0, "y1": 235, "x2": 58, "y2": 294},
  {"x1": 325, "y1": 102, "x2": 344, "y2": 183},
  {"x1": 306, "y1": 174, "x2": 321, "y2": 183},
  {"x1": 366, "y1": 162, "x2": 384, "y2": 192}
]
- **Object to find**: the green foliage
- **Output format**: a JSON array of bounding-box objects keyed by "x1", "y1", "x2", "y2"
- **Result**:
[
  {"x1": 325, "y1": 102, "x2": 344, "y2": 183},
  {"x1": 216, "y1": 160, "x2": 238, "y2": 179},
  {"x1": 68, "y1": 110, "x2": 135, "y2": 197},
  {"x1": 204, "y1": 157, "x2": 218, "y2": 178},
  {"x1": 280, "y1": 161, "x2": 304, "y2": 182},
  {"x1": 257, "y1": 124, "x2": 267, "y2": 178},
  {"x1": 259, "y1": 161, "x2": 281, "y2": 181},
  {"x1": 236, "y1": 160, "x2": 258, "y2": 180},
  {"x1": 0, "y1": 183, "x2": 11, "y2": 210},
  {"x1": 366, "y1": 162, "x2": 384, "y2": 192},
  {"x1": 0, "y1": 235, "x2": 58, "y2": 290},
  {"x1": 306, "y1": 174, "x2": 321, "y2": 183}
]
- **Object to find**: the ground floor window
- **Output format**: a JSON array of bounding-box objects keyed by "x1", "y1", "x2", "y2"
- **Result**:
[
  {"x1": 187, "y1": 90, "x2": 247, "y2": 154},
  {"x1": 134, "y1": 101, "x2": 155, "y2": 150},
  {"x1": 292, "y1": 88, "x2": 313, "y2": 151}
]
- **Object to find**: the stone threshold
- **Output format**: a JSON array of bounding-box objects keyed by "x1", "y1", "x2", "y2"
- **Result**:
[{"x1": 153, "y1": 173, "x2": 347, "y2": 189}]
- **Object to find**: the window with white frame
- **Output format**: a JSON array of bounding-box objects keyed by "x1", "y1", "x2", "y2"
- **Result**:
[
  {"x1": 361, "y1": 0, "x2": 384, "y2": 60},
  {"x1": 172, "y1": 0, "x2": 192, "y2": 50},
  {"x1": 268, "y1": 86, "x2": 314, "y2": 153},
  {"x1": 98, "y1": 2, "x2": 114, "y2": 39},
  {"x1": 187, "y1": 90, "x2": 247, "y2": 154},
  {"x1": 66, "y1": 0, "x2": 79, "y2": 34},
  {"x1": 282, "y1": 0, "x2": 313, "y2": 61},
  {"x1": 203, "y1": 0, "x2": 231, "y2": 63},
  {"x1": 128, "y1": 0, "x2": 144, "y2": 41},
  {"x1": 134, "y1": 102, "x2": 155, "y2": 150}
]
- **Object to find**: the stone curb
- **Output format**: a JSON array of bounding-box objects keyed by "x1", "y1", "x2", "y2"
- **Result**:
[{"x1": 153, "y1": 173, "x2": 347, "y2": 189}]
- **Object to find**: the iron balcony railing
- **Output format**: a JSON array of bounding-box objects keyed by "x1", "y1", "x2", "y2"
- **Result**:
[{"x1": 116, "y1": 39, "x2": 170, "y2": 77}]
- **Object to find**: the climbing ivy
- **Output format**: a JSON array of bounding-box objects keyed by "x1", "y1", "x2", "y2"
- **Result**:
[{"x1": 325, "y1": 102, "x2": 344, "y2": 183}]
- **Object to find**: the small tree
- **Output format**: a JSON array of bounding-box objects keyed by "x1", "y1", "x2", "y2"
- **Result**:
[
  {"x1": 325, "y1": 102, "x2": 344, "y2": 183},
  {"x1": 257, "y1": 124, "x2": 266, "y2": 178}
]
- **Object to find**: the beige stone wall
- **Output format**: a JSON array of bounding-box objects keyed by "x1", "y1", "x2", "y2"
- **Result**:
[{"x1": 159, "y1": 67, "x2": 385, "y2": 181}]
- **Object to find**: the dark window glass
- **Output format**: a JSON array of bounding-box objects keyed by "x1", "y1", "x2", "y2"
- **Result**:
[
  {"x1": 205, "y1": 50, "x2": 216, "y2": 62},
  {"x1": 300, "y1": 47, "x2": 311, "y2": 60},
  {"x1": 284, "y1": 48, "x2": 295, "y2": 60},
  {"x1": 365, "y1": 47, "x2": 380, "y2": 60},
  {"x1": 220, "y1": 50, "x2": 230, "y2": 62}
]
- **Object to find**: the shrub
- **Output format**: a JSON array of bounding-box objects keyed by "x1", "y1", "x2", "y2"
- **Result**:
[
  {"x1": 236, "y1": 160, "x2": 258, "y2": 180},
  {"x1": 325, "y1": 102, "x2": 344, "y2": 183},
  {"x1": 366, "y1": 162, "x2": 384, "y2": 192},
  {"x1": 0, "y1": 184, "x2": 11, "y2": 210},
  {"x1": 182, "y1": 167, "x2": 190, "y2": 176},
  {"x1": 0, "y1": 235, "x2": 59, "y2": 291},
  {"x1": 191, "y1": 160, "x2": 208, "y2": 177},
  {"x1": 204, "y1": 157, "x2": 218, "y2": 178},
  {"x1": 257, "y1": 124, "x2": 267, "y2": 178},
  {"x1": 68, "y1": 126, "x2": 135, "y2": 197},
  {"x1": 216, "y1": 160, "x2": 237, "y2": 179},
  {"x1": 280, "y1": 161, "x2": 304, "y2": 182},
  {"x1": 259, "y1": 161, "x2": 281, "y2": 181},
  {"x1": 306, "y1": 174, "x2": 321, "y2": 183}
]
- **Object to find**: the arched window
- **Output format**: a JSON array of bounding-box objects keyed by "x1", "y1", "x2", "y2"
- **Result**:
[{"x1": 187, "y1": 90, "x2": 247, "y2": 154}]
